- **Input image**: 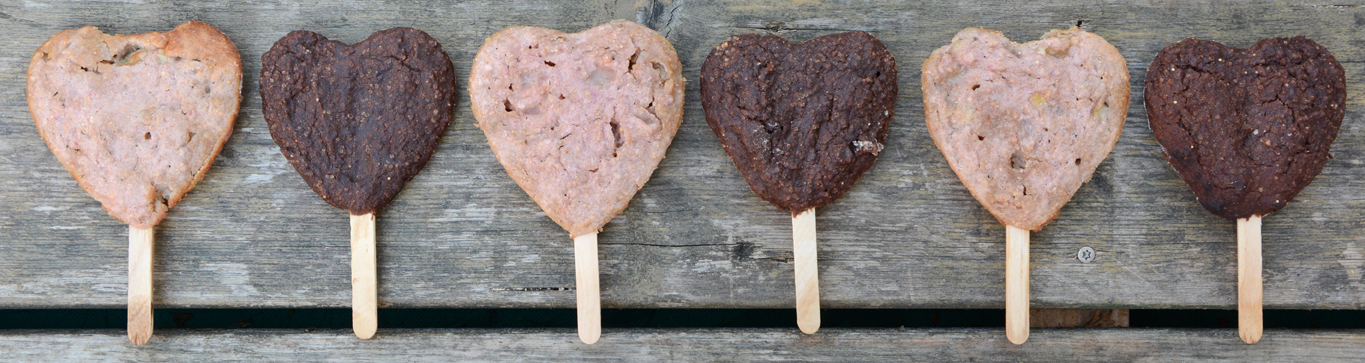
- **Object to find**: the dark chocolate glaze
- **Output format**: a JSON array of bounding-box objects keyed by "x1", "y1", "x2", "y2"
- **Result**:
[
  {"x1": 260, "y1": 28, "x2": 456, "y2": 215},
  {"x1": 1145, "y1": 37, "x2": 1345, "y2": 219},
  {"x1": 700, "y1": 31, "x2": 898, "y2": 213}
]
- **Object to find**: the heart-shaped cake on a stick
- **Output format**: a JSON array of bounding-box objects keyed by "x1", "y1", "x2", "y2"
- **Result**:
[
  {"x1": 923, "y1": 27, "x2": 1129, "y2": 344},
  {"x1": 28, "y1": 21, "x2": 242, "y2": 345},
  {"x1": 1145, "y1": 36, "x2": 1345, "y2": 344},
  {"x1": 470, "y1": 20, "x2": 684, "y2": 344},
  {"x1": 260, "y1": 27, "x2": 455, "y2": 339},
  {"x1": 701, "y1": 31, "x2": 898, "y2": 334}
]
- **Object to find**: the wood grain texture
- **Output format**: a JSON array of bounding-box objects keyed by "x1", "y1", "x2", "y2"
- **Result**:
[
  {"x1": 0, "y1": 328, "x2": 1362, "y2": 362},
  {"x1": 0, "y1": 0, "x2": 1363, "y2": 310}
]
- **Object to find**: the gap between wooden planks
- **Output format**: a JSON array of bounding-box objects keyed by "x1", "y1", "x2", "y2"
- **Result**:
[{"x1": 1032, "y1": 309, "x2": 1130, "y2": 328}]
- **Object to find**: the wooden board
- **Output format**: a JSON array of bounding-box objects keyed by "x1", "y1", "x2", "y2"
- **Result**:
[
  {"x1": 0, "y1": 0, "x2": 1363, "y2": 310},
  {"x1": 2, "y1": 328, "x2": 1364, "y2": 361}
]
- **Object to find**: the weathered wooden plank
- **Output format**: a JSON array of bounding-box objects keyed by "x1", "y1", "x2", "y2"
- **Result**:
[
  {"x1": 0, "y1": 0, "x2": 1362, "y2": 309},
  {"x1": 2, "y1": 328, "x2": 1364, "y2": 362}
]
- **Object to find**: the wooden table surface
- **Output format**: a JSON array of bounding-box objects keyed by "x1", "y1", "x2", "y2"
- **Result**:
[
  {"x1": 1, "y1": 328, "x2": 1362, "y2": 362},
  {"x1": 1, "y1": 0, "x2": 1363, "y2": 359}
]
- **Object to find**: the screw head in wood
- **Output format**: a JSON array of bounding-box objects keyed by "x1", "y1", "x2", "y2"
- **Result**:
[{"x1": 1077, "y1": 246, "x2": 1096, "y2": 263}]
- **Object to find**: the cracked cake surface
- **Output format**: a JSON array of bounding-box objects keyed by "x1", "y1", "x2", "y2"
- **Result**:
[
  {"x1": 28, "y1": 21, "x2": 242, "y2": 227},
  {"x1": 1145, "y1": 36, "x2": 1345, "y2": 219},
  {"x1": 470, "y1": 21, "x2": 685, "y2": 237},
  {"x1": 922, "y1": 27, "x2": 1129, "y2": 231},
  {"x1": 261, "y1": 27, "x2": 455, "y2": 215},
  {"x1": 700, "y1": 31, "x2": 898, "y2": 213}
]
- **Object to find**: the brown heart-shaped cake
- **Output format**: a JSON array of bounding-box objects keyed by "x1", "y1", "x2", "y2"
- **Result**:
[
  {"x1": 1145, "y1": 37, "x2": 1345, "y2": 219},
  {"x1": 700, "y1": 31, "x2": 897, "y2": 213},
  {"x1": 470, "y1": 21, "x2": 685, "y2": 237},
  {"x1": 922, "y1": 28, "x2": 1129, "y2": 231},
  {"x1": 260, "y1": 28, "x2": 456, "y2": 215},
  {"x1": 28, "y1": 21, "x2": 242, "y2": 228}
]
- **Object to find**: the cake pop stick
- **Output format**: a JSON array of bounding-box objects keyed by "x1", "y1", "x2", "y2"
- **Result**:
[
  {"x1": 27, "y1": 21, "x2": 242, "y2": 345},
  {"x1": 470, "y1": 21, "x2": 685, "y2": 344},
  {"x1": 351, "y1": 213, "x2": 378, "y2": 339},
  {"x1": 127, "y1": 227, "x2": 155, "y2": 345},
  {"x1": 923, "y1": 27, "x2": 1130, "y2": 344},
  {"x1": 1004, "y1": 225, "x2": 1029, "y2": 344},
  {"x1": 1237, "y1": 216, "x2": 1262, "y2": 343},
  {"x1": 792, "y1": 209, "x2": 820, "y2": 333},
  {"x1": 1145, "y1": 36, "x2": 1344, "y2": 344},
  {"x1": 260, "y1": 28, "x2": 455, "y2": 339},
  {"x1": 701, "y1": 31, "x2": 897, "y2": 334},
  {"x1": 574, "y1": 233, "x2": 602, "y2": 343}
]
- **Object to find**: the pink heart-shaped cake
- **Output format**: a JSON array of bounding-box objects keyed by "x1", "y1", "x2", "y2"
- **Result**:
[
  {"x1": 922, "y1": 27, "x2": 1129, "y2": 231},
  {"x1": 470, "y1": 21, "x2": 685, "y2": 237},
  {"x1": 28, "y1": 21, "x2": 242, "y2": 228}
]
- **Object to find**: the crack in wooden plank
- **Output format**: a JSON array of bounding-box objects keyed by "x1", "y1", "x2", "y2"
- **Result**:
[
  {"x1": 599, "y1": 242, "x2": 738, "y2": 248},
  {"x1": 493, "y1": 287, "x2": 574, "y2": 292},
  {"x1": 730, "y1": 21, "x2": 859, "y2": 33}
]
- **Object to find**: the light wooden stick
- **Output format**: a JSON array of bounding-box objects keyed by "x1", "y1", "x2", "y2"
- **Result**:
[
  {"x1": 1005, "y1": 225, "x2": 1029, "y2": 345},
  {"x1": 127, "y1": 226, "x2": 154, "y2": 346},
  {"x1": 1238, "y1": 215, "x2": 1263, "y2": 344},
  {"x1": 792, "y1": 208, "x2": 820, "y2": 334},
  {"x1": 574, "y1": 232, "x2": 601, "y2": 344},
  {"x1": 351, "y1": 213, "x2": 377, "y2": 339}
]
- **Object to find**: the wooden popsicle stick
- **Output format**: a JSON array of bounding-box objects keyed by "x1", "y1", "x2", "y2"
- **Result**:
[
  {"x1": 1238, "y1": 215, "x2": 1263, "y2": 344},
  {"x1": 127, "y1": 226, "x2": 154, "y2": 346},
  {"x1": 351, "y1": 213, "x2": 377, "y2": 340},
  {"x1": 792, "y1": 208, "x2": 820, "y2": 334},
  {"x1": 1005, "y1": 225, "x2": 1029, "y2": 345},
  {"x1": 574, "y1": 232, "x2": 601, "y2": 344}
]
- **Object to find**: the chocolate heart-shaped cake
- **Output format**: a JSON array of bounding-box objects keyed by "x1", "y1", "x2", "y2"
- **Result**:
[
  {"x1": 700, "y1": 31, "x2": 897, "y2": 213},
  {"x1": 470, "y1": 21, "x2": 685, "y2": 237},
  {"x1": 1145, "y1": 37, "x2": 1345, "y2": 219},
  {"x1": 260, "y1": 28, "x2": 456, "y2": 215},
  {"x1": 28, "y1": 21, "x2": 242, "y2": 228},
  {"x1": 922, "y1": 28, "x2": 1129, "y2": 231}
]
